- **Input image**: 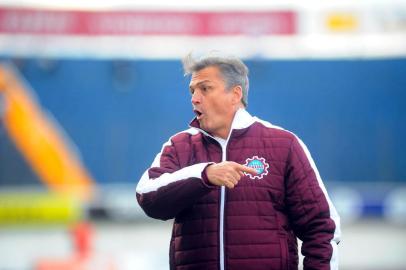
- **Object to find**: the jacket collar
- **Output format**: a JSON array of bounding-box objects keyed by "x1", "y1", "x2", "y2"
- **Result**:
[{"x1": 189, "y1": 108, "x2": 256, "y2": 139}]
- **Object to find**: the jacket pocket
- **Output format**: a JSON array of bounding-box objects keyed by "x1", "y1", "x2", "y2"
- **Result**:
[{"x1": 279, "y1": 234, "x2": 290, "y2": 270}]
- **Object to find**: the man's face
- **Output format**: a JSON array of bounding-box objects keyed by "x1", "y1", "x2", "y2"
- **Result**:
[{"x1": 189, "y1": 66, "x2": 239, "y2": 139}]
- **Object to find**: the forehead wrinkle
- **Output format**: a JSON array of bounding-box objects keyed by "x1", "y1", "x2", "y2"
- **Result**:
[
  {"x1": 189, "y1": 79, "x2": 211, "y2": 90},
  {"x1": 190, "y1": 66, "x2": 224, "y2": 84}
]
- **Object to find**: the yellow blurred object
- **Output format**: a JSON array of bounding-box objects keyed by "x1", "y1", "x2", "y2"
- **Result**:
[
  {"x1": 0, "y1": 64, "x2": 95, "y2": 201},
  {"x1": 327, "y1": 13, "x2": 358, "y2": 32},
  {"x1": 0, "y1": 192, "x2": 81, "y2": 225}
]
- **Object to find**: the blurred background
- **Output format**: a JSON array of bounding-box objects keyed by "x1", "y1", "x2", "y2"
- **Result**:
[{"x1": 0, "y1": 0, "x2": 405, "y2": 269}]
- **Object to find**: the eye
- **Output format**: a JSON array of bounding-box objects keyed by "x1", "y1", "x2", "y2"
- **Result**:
[{"x1": 201, "y1": 85, "x2": 211, "y2": 92}]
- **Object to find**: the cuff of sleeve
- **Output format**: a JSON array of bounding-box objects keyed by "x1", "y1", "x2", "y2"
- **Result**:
[{"x1": 201, "y1": 163, "x2": 216, "y2": 188}]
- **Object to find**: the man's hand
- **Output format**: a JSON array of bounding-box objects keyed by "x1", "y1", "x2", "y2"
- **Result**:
[{"x1": 205, "y1": 161, "x2": 257, "y2": 188}]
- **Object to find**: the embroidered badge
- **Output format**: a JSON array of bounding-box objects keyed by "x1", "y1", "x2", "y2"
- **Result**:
[{"x1": 244, "y1": 156, "x2": 269, "y2": 180}]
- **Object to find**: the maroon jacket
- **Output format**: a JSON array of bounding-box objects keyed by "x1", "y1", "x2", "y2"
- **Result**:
[{"x1": 136, "y1": 109, "x2": 341, "y2": 270}]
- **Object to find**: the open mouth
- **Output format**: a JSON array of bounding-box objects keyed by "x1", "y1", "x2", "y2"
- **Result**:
[{"x1": 193, "y1": 109, "x2": 203, "y2": 120}]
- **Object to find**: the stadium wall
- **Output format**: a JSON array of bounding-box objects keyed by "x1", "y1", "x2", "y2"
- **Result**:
[{"x1": 1, "y1": 57, "x2": 405, "y2": 187}]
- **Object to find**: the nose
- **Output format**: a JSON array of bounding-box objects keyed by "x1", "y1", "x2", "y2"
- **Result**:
[{"x1": 191, "y1": 90, "x2": 201, "y2": 105}]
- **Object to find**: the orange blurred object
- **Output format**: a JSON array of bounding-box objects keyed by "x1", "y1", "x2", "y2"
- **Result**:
[{"x1": 0, "y1": 64, "x2": 95, "y2": 201}]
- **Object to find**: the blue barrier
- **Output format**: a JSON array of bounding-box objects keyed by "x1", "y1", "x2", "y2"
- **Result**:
[{"x1": 1, "y1": 58, "x2": 405, "y2": 186}]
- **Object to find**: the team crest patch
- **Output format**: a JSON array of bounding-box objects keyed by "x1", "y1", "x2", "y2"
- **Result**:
[{"x1": 244, "y1": 156, "x2": 269, "y2": 180}]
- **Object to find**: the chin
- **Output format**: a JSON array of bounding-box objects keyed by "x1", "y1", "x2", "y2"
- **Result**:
[
  {"x1": 200, "y1": 124, "x2": 209, "y2": 132},
  {"x1": 200, "y1": 124, "x2": 211, "y2": 133}
]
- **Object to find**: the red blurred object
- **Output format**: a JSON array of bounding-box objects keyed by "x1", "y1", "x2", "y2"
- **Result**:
[
  {"x1": 36, "y1": 222, "x2": 116, "y2": 270},
  {"x1": 71, "y1": 222, "x2": 93, "y2": 259},
  {"x1": 0, "y1": 7, "x2": 296, "y2": 36}
]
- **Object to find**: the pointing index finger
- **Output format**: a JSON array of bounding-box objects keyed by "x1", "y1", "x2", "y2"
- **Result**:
[{"x1": 236, "y1": 164, "x2": 258, "y2": 175}]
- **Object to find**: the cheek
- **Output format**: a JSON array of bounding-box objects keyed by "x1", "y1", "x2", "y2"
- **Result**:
[
  {"x1": 205, "y1": 93, "x2": 232, "y2": 116},
  {"x1": 211, "y1": 100, "x2": 228, "y2": 115},
  {"x1": 215, "y1": 96, "x2": 233, "y2": 111}
]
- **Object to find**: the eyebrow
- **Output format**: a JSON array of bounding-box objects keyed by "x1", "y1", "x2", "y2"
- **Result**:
[{"x1": 189, "y1": 80, "x2": 211, "y2": 90}]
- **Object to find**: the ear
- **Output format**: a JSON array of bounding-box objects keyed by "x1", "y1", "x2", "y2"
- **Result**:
[{"x1": 231, "y1": 85, "x2": 243, "y2": 105}]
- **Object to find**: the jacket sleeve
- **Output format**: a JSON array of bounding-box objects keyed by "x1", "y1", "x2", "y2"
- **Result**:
[
  {"x1": 136, "y1": 138, "x2": 215, "y2": 220},
  {"x1": 285, "y1": 136, "x2": 341, "y2": 270}
]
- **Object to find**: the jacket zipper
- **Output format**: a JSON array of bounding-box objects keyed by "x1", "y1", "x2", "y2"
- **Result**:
[
  {"x1": 218, "y1": 139, "x2": 228, "y2": 270},
  {"x1": 194, "y1": 128, "x2": 229, "y2": 270}
]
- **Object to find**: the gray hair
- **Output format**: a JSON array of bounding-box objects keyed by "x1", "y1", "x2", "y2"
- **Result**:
[{"x1": 182, "y1": 53, "x2": 249, "y2": 107}]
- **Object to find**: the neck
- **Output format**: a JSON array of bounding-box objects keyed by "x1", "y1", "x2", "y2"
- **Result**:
[
  {"x1": 215, "y1": 126, "x2": 231, "y2": 140},
  {"x1": 214, "y1": 106, "x2": 244, "y2": 139}
]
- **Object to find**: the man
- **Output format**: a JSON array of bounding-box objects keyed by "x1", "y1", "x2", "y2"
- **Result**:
[{"x1": 136, "y1": 54, "x2": 341, "y2": 270}]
